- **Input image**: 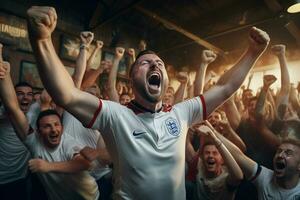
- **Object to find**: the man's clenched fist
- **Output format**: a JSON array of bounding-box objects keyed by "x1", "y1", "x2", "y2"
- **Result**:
[
  {"x1": 115, "y1": 47, "x2": 125, "y2": 59},
  {"x1": 80, "y1": 31, "x2": 94, "y2": 47},
  {"x1": 263, "y1": 74, "x2": 277, "y2": 88},
  {"x1": 271, "y1": 44, "x2": 286, "y2": 57},
  {"x1": 248, "y1": 27, "x2": 270, "y2": 54},
  {"x1": 201, "y1": 50, "x2": 217, "y2": 65},
  {"x1": 27, "y1": 6, "x2": 57, "y2": 40},
  {"x1": 0, "y1": 43, "x2": 10, "y2": 79}
]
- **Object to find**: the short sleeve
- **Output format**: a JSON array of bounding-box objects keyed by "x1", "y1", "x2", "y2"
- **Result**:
[
  {"x1": 85, "y1": 100, "x2": 124, "y2": 134},
  {"x1": 173, "y1": 95, "x2": 206, "y2": 127},
  {"x1": 251, "y1": 164, "x2": 273, "y2": 189}
]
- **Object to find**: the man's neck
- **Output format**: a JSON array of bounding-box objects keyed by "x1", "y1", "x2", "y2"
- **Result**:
[
  {"x1": 205, "y1": 168, "x2": 222, "y2": 179},
  {"x1": 276, "y1": 175, "x2": 299, "y2": 189},
  {"x1": 133, "y1": 97, "x2": 162, "y2": 113}
]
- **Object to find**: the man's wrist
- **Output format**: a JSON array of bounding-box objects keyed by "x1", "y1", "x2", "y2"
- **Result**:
[
  {"x1": 45, "y1": 162, "x2": 52, "y2": 172},
  {"x1": 115, "y1": 57, "x2": 122, "y2": 61},
  {"x1": 80, "y1": 44, "x2": 88, "y2": 50},
  {"x1": 262, "y1": 85, "x2": 269, "y2": 91}
]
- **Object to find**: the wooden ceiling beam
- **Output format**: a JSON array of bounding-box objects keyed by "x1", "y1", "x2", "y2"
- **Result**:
[
  {"x1": 135, "y1": 5, "x2": 225, "y2": 55},
  {"x1": 89, "y1": 0, "x2": 104, "y2": 29},
  {"x1": 285, "y1": 20, "x2": 300, "y2": 46}
]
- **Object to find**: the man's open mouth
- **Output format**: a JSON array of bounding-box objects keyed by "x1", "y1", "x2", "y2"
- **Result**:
[
  {"x1": 274, "y1": 160, "x2": 286, "y2": 171},
  {"x1": 206, "y1": 159, "x2": 216, "y2": 167},
  {"x1": 49, "y1": 134, "x2": 59, "y2": 141},
  {"x1": 148, "y1": 73, "x2": 161, "y2": 88},
  {"x1": 147, "y1": 71, "x2": 161, "y2": 93},
  {"x1": 20, "y1": 102, "x2": 29, "y2": 107}
]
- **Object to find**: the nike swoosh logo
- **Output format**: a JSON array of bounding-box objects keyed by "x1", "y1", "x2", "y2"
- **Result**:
[{"x1": 133, "y1": 131, "x2": 146, "y2": 136}]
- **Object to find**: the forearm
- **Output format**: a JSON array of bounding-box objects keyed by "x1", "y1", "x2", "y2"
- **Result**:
[
  {"x1": 194, "y1": 64, "x2": 208, "y2": 96},
  {"x1": 204, "y1": 49, "x2": 261, "y2": 116},
  {"x1": 107, "y1": 58, "x2": 120, "y2": 102},
  {"x1": 223, "y1": 97, "x2": 241, "y2": 130},
  {"x1": 0, "y1": 74, "x2": 29, "y2": 141},
  {"x1": 278, "y1": 55, "x2": 290, "y2": 96},
  {"x1": 255, "y1": 86, "x2": 268, "y2": 119},
  {"x1": 235, "y1": 94, "x2": 244, "y2": 114},
  {"x1": 276, "y1": 56, "x2": 290, "y2": 118},
  {"x1": 267, "y1": 89, "x2": 276, "y2": 110},
  {"x1": 73, "y1": 48, "x2": 88, "y2": 88},
  {"x1": 186, "y1": 131, "x2": 197, "y2": 162},
  {"x1": 218, "y1": 50, "x2": 259, "y2": 96},
  {"x1": 174, "y1": 82, "x2": 187, "y2": 104},
  {"x1": 214, "y1": 141, "x2": 243, "y2": 184},
  {"x1": 30, "y1": 38, "x2": 76, "y2": 106},
  {"x1": 214, "y1": 130, "x2": 256, "y2": 179},
  {"x1": 80, "y1": 146, "x2": 112, "y2": 165},
  {"x1": 0, "y1": 74, "x2": 19, "y2": 113},
  {"x1": 87, "y1": 47, "x2": 101, "y2": 70},
  {"x1": 47, "y1": 156, "x2": 91, "y2": 173},
  {"x1": 127, "y1": 56, "x2": 135, "y2": 68},
  {"x1": 81, "y1": 68, "x2": 102, "y2": 89}
]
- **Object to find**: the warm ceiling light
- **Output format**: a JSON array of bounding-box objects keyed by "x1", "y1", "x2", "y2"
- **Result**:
[{"x1": 286, "y1": 0, "x2": 300, "y2": 13}]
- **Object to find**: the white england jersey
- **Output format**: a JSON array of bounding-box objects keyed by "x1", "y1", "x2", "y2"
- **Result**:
[{"x1": 87, "y1": 95, "x2": 206, "y2": 200}]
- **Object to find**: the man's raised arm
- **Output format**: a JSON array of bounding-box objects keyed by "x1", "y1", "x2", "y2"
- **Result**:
[
  {"x1": 203, "y1": 27, "x2": 270, "y2": 116},
  {"x1": 107, "y1": 47, "x2": 125, "y2": 102},
  {"x1": 271, "y1": 44, "x2": 290, "y2": 120},
  {"x1": 0, "y1": 51, "x2": 29, "y2": 141},
  {"x1": 194, "y1": 50, "x2": 217, "y2": 96},
  {"x1": 73, "y1": 31, "x2": 94, "y2": 88},
  {"x1": 27, "y1": 6, "x2": 99, "y2": 126}
]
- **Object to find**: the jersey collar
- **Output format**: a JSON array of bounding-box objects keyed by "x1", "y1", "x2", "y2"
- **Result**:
[{"x1": 127, "y1": 100, "x2": 172, "y2": 114}]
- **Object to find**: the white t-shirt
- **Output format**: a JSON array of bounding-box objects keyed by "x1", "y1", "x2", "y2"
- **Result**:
[
  {"x1": 88, "y1": 96, "x2": 206, "y2": 200},
  {"x1": 0, "y1": 106, "x2": 34, "y2": 184},
  {"x1": 252, "y1": 164, "x2": 300, "y2": 200},
  {"x1": 63, "y1": 111, "x2": 112, "y2": 180},
  {"x1": 26, "y1": 101, "x2": 41, "y2": 129},
  {"x1": 24, "y1": 132, "x2": 99, "y2": 200}
]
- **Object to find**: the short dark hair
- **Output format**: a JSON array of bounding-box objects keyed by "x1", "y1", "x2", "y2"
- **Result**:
[
  {"x1": 15, "y1": 82, "x2": 33, "y2": 90},
  {"x1": 36, "y1": 109, "x2": 62, "y2": 129},
  {"x1": 129, "y1": 50, "x2": 158, "y2": 77}
]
